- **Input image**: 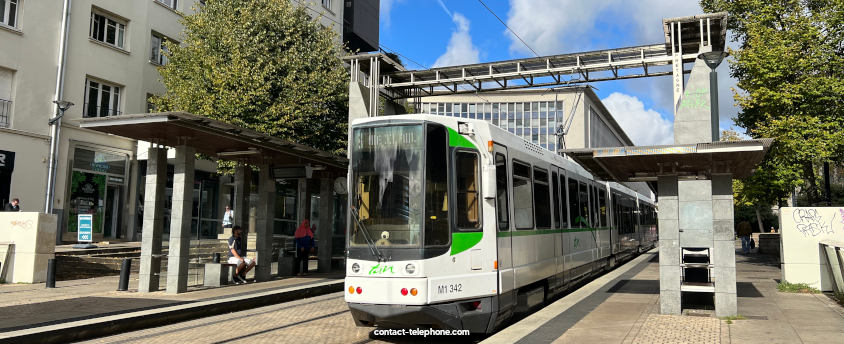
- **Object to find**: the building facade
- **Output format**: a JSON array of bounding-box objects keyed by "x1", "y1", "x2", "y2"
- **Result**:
[
  {"x1": 0, "y1": 0, "x2": 351, "y2": 243},
  {"x1": 416, "y1": 87, "x2": 634, "y2": 152}
]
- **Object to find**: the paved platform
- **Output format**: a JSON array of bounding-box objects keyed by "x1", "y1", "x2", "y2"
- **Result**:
[
  {"x1": 484, "y1": 246, "x2": 844, "y2": 344},
  {"x1": 0, "y1": 265, "x2": 343, "y2": 344}
]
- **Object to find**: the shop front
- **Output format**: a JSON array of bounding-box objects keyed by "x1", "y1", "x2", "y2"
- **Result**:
[{"x1": 66, "y1": 146, "x2": 129, "y2": 241}]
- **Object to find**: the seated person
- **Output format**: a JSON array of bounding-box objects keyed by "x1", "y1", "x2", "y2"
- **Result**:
[{"x1": 227, "y1": 225, "x2": 255, "y2": 284}]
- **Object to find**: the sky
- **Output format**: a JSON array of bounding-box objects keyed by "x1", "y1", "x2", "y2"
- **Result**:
[{"x1": 378, "y1": 0, "x2": 741, "y2": 146}]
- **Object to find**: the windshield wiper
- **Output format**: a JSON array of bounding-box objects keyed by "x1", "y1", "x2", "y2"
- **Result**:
[{"x1": 350, "y1": 207, "x2": 385, "y2": 262}]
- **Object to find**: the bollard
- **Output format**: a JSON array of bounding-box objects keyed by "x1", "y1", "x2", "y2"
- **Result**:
[
  {"x1": 117, "y1": 258, "x2": 132, "y2": 291},
  {"x1": 46, "y1": 258, "x2": 56, "y2": 288},
  {"x1": 212, "y1": 252, "x2": 220, "y2": 263}
]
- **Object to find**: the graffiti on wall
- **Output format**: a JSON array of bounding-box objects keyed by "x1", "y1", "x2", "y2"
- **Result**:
[{"x1": 792, "y1": 208, "x2": 839, "y2": 238}]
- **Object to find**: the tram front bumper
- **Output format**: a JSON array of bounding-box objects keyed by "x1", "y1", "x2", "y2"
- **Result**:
[{"x1": 347, "y1": 296, "x2": 496, "y2": 333}]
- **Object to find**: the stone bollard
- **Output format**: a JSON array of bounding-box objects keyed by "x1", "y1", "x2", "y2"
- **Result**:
[
  {"x1": 117, "y1": 258, "x2": 132, "y2": 291},
  {"x1": 46, "y1": 258, "x2": 56, "y2": 288}
]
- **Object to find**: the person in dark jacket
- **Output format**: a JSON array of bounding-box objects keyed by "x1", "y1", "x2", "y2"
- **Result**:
[
  {"x1": 4, "y1": 198, "x2": 20, "y2": 212},
  {"x1": 736, "y1": 220, "x2": 753, "y2": 254},
  {"x1": 294, "y1": 219, "x2": 315, "y2": 276}
]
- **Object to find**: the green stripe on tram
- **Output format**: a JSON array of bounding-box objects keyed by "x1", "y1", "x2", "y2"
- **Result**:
[
  {"x1": 447, "y1": 127, "x2": 477, "y2": 150},
  {"x1": 451, "y1": 232, "x2": 483, "y2": 255},
  {"x1": 496, "y1": 227, "x2": 611, "y2": 237}
]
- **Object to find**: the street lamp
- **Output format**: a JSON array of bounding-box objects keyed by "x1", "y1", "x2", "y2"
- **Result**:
[
  {"x1": 45, "y1": 100, "x2": 74, "y2": 215},
  {"x1": 698, "y1": 51, "x2": 728, "y2": 142}
]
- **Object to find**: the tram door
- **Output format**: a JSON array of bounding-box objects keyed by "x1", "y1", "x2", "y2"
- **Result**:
[{"x1": 492, "y1": 144, "x2": 516, "y2": 311}]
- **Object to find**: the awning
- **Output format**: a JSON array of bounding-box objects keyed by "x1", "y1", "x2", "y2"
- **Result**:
[
  {"x1": 79, "y1": 112, "x2": 347, "y2": 173},
  {"x1": 562, "y1": 139, "x2": 773, "y2": 182}
]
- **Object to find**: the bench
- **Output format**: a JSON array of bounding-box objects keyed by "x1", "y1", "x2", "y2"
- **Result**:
[{"x1": 204, "y1": 262, "x2": 238, "y2": 287}]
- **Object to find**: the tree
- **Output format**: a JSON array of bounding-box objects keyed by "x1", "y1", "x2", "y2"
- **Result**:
[
  {"x1": 701, "y1": 0, "x2": 844, "y2": 205},
  {"x1": 153, "y1": 0, "x2": 349, "y2": 154}
]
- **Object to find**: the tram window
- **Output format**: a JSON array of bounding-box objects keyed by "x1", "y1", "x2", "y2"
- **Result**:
[
  {"x1": 425, "y1": 124, "x2": 449, "y2": 246},
  {"x1": 512, "y1": 161, "x2": 534, "y2": 229},
  {"x1": 455, "y1": 151, "x2": 480, "y2": 230},
  {"x1": 495, "y1": 153, "x2": 509, "y2": 231},
  {"x1": 533, "y1": 168, "x2": 551, "y2": 229},
  {"x1": 560, "y1": 174, "x2": 569, "y2": 228},
  {"x1": 578, "y1": 182, "x2": 589, "y2": 227},
  {"x1": 567, "y1": 178, "x2": 578, "y2": 228},
  {"x1": 598, "y1": 189, "x2": 607, "y2": 228},
  {"x1": 552, "y1": 171, "x2": 560, "y2": 228}
]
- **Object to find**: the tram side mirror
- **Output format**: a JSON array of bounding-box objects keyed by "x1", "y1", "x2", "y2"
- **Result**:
[{"x1": 482, "y1": 165, "x2": 496, "y2": 200}]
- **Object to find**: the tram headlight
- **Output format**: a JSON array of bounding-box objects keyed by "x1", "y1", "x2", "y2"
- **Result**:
[
  {"x1": 351, "y1": 263, "x2": 360, "y2": 273},
  {"x1": 405, "y1": 263, "x2": 416, "y2": 274}
]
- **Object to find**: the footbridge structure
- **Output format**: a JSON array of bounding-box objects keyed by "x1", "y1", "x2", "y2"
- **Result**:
[{"x1": 345, "y1": 12, "x2": 772, "y2": 317}]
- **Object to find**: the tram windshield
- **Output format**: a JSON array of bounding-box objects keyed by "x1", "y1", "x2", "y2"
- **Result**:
[{"x1": 350, "y1": 123, "x2": 450, "y2": 251}]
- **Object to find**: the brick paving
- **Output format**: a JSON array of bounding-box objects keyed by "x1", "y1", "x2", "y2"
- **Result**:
[
  {"x1": 79, "y1": 292, "x2": 375, "y2": 344},
  {"x1": 631, "y1": 314, "x2": 722, "y2": 344}
]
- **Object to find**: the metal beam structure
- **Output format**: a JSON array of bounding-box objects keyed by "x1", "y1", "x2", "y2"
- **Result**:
[{"x1": 345, "y1": 13, "x2": 727, "y2": 104}]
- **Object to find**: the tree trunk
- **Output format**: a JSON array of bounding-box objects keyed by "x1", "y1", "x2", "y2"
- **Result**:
[
  {"x1": 803, "y1": 161, "x2": 818, "y2": 205},
  {"x1": 755, "y1": 206, "x2": 764, "y2": 233}
]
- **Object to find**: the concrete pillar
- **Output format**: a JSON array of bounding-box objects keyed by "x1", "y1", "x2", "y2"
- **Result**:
[
  {"x1": 674, "y1": 54, "x2": 715, "y2": 145},
  {"x1": 712, "y1": 174, "x2": 737, "y2": 317},
  {"x1": 658, "y1": 176, "x2": 681, "y2": 315},
  {"x1": 166, "y1": 145, "x2": 195, "y2": 294},
  {"x1": 318, "y1": 178, "x2": 334, "y2": 272},
  {"x1": 234, "y1": 165, "x2": 251, "y2": 231},
  {"x1": 297, "y1": 178, "x2": 309, "y2": 223},
  {"x1": 139, "y1": 147, "x2": 166, "y2": 293},
  {"x1": 254, "y1": 164, "x2": 275, "y2": 282}
]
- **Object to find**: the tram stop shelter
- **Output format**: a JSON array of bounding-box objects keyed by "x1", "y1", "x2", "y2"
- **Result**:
[{"x1": 79, "y1": 112, "x2": 347, "y2": 294}]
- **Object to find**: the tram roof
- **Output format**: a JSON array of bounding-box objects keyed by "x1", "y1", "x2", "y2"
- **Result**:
[
  {"x1": 562, "y1": 138, "x2": 773, "y2": 185},
  {"x1": 78, "y1": 111, "x2": 347, "y2": 171}
]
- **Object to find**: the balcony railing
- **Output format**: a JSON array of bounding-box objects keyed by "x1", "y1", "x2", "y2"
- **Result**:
[
  {"x1": 83, "y1": 103, "x2": 123, "y2": 118},
  {"x1": 0, "y1": 99, "x2": 11, "y2": 128}
]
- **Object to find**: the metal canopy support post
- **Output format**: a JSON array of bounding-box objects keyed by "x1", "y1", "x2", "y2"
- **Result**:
[
  {"x1": 234, "y1": 166, "x2": 251, "y2": 234},
  {"x1": 318, "y1": 178, "x2": 334, "y2": 273},
  {"x1": 139, "y1": 147, "x2": 166, "y2": 293},
  {"x1": 166, "y1": 145, "x2": 196, "y2": 294},
  {"x1": 254, "y1": 163, "x2": 275, "y2": 282}
]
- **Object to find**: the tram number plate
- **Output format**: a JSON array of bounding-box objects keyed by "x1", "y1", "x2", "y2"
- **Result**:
[{"x1": 437, "y1": 283, "x2": 463, "y2": 294}]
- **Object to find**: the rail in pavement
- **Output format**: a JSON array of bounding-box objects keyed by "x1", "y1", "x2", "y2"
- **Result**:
[{"x1": 0, "y1": 273, "x2": 343, "y2": 344}]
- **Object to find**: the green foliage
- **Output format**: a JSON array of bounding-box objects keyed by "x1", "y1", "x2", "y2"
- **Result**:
[
  {"x1": 833, "y1": 291, "x2": 844, "y2": 306},
  {"x1": 153, "y1": 0, "x2": 349, "y2": 157},
  {"x1": 702, "y1": 0, "x2": 844, "y2": 205},
  {"x1": 721, "y1": 315, "x2": 746, "y2": 324},
  {"x1": 777, "y1": 281, "x2": 820, "y2": 293}
]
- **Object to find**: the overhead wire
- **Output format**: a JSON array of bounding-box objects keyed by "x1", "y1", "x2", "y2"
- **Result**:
[{"x1": 476, "y1": 0, "x2": 540, "y2": 57}]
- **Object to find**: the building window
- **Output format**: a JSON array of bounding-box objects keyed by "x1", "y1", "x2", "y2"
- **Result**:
[
  {"x1": 0, "y1": 0, "x2": 18, "y2": 28},
  {"x1": 146, "y1": 93, "x2": 156, "y2": 113},
  {"x1": 0, "y1": 67, "x2": 12, "y2": 127},
  {"x1": 84, "y1": 79, "x2": 122, "y2": 118},
  {"x1": 90, "y1": 11, "x2": 126, "y2": 49},
  {"x1": 150, "y1": 33, "x2": 170, "y2": 65},
  {"x1": 156, "y1": 0, "x2": 177, "y2": 10},
  {"x1": 321, "y1": 0, "x2": 331, "y2": 10}
]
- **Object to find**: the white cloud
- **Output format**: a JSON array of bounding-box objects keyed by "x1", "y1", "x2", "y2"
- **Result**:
[
  {"x1": 602, "y1": 92, "x2": 674, "y2": 146},
  {"x1": 433, "y1": 13, "x2": 481, "y2": 67},
  {"x1": 380, "y1": 0, "x2": 406, "y2": 31},
  {"x1": 505, "y1": 0, "x2": 702, "y2": 55}
]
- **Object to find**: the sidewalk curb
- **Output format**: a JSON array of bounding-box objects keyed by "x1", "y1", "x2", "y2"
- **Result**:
[{"x1": 0, "y1": 279, "x2": 344, "y2": 344}]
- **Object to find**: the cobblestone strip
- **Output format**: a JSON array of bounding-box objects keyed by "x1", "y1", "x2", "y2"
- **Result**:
[
  {"x1": 631, "y1": 314, "x2": 721, "y2": 344},
  {"x1": 621, "y1": 295, "x2": 659, "y2": 344}
]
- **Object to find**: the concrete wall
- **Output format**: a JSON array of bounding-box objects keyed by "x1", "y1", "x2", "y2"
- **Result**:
[
  {"x1": 0, "y1": 212, "x2": 56, "y2": 283},
  {"x1": 780, "y1": 207, "x2": 844, "y2": 291}
]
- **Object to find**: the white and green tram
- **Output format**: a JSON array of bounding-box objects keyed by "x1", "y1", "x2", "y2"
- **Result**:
[{"x1": 344, "y1": 114, "x2": 657, "y2": 333}]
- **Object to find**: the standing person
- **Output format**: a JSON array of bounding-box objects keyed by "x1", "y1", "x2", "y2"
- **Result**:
[
  {"x1": 4, "y1": 198, "x2": 20, "y2": 211},
  {"x1": 736, "y1": 220, "x2": 753, "y2": 254},
  {"x1": 294, "y1": 219, "x2": 315, "y2": 276},
  {"x1": 227, "y1": 225, "x2": 255, "y2": 284},
  {"x1": 222, "y1": 205, "x2": 233, "y2": 230}
]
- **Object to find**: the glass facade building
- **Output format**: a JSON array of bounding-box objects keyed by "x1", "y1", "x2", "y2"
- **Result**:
[{"x1": 418, "y1": 101, "x2": 565, "y2": 152}]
